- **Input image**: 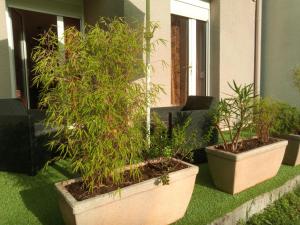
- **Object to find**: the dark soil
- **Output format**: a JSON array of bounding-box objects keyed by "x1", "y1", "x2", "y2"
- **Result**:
[
  {"x1": 215, "y1": 138, "x2": 280, "y2": 154},
  {"x1": 66, "y1": 159, "x2": 188, "y2": 201}
]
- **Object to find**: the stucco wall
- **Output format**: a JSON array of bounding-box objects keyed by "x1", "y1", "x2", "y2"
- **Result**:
[
  {"x1": 261, "y1": 0, "x2": 300, "y2": 108},
  {"x1": 0, "y1": 0, "x2": 13, "y2": 98},
  {"x1": 124, "y1": 0, "x2": 172, "y2": 107},
  {"x1": 84, "y1": 0, "x2": 124, "y2": 25},
  {"x1": 209, "y1": 0, "x2": 220, "y2": 99},
  {"x1": 217, "y1": 0, "x2": 256, "y2": 98}
]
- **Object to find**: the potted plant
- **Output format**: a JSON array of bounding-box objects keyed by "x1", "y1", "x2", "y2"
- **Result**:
[
  {"x1": 274, "y1": 69, "x2": 300, "y2": 166},
  {"x1": 205, "y1": 81, "x2": 287, "y2": 194},
  {"x1": 32, "y1": 18, "x2": 198, "y2": 225},
  {"x1": 272, "y1": 102, "x2": 300, "y2": 166}
]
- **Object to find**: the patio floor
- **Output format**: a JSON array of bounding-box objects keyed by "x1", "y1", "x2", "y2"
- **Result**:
[{"x1": 1, "y1": 161, "x2": 300, "y2": 225}]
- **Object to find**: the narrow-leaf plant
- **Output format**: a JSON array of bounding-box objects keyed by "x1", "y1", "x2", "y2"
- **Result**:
[
  {"x1": 32, "y1": 18, "x2": 160, "y2": 192},
  {"x1": 211, "y1": 81, "x2": 255, "y2": 152}
]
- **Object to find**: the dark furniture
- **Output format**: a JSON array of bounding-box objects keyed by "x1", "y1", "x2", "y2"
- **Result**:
[{"x1": 0, "y1": 99, "x2": 51, "y2": 175}]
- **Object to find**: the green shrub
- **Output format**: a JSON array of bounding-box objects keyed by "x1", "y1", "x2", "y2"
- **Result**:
[
  {"x1": 211, "y1": 81, "x2": 255, "y2": 152},
  {"x1": 32, "y1": 18, "x2": 159, "y2": 192},
  {"x1": 253, "y1": 98, "x2": 280, "y2": 143},
  {"x1": 146, "y1": 113, "x2": 200, "y2": 161},
  {"x1": 272, "y1": 102, "x2": 300, "y2": 135},
  {"x1": 294, "y1": 68, "x2": 300, "y2": 93}
]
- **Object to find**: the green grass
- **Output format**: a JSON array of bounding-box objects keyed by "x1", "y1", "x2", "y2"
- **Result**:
[
  {"x1": 1, "y1": 162, "x2": 300, "y2": 225},
  {"x1": 175, "y1": 164, "x2": 300, "y2": 225},
  {"x1": 0, "y1": 161, "x2": 73, "y2": 225},
  {"x1": 240, "y1": 187, "x2": 300, "y2": 225}
]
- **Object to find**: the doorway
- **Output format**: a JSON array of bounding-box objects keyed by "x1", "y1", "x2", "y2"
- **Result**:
[
  {"x1": 171, "y1": 15, "x2": 207, "y2": 106},
  {"x1": 10, "y1": 8, "x2": 80, "y2": 109},
  {"x1": 170, "y1": 0, "x2": 209, "y2": 106}
]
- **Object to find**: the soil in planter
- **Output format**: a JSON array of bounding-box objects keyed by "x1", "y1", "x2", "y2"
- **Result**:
[
  {"x1": 215, "y1": 138, "x2": 279, "y2": 154},
  {"x1": 66, "y1": 159, "x2": 188, "y2": 201}
]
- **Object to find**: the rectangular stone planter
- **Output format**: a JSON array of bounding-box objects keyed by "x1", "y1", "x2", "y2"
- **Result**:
[
  {"x1": 206, "y1": 139, "x2": 287, "y2": 194},
  {"x1": 55, "y1": 159, "x2": 198, "y2": 225},
  {"x1": 281, "y1": 134, "x2": 300, "y2": 166}
]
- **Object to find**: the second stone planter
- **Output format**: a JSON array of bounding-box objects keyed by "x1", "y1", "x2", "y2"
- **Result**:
[
  {"x1": 281, "y1": 134, "x2": 300, "y2": 166},
  {"x1": 206, "y1": 139, "x2": 288, "y2": 194}
]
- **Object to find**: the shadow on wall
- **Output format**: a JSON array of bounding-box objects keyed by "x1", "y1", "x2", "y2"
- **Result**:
[
  {"x1": 261, "y1": 0, "x2": 300, "y2": 108},
  {"x1": 0, "y1": 39, "x2": 12, "y2": 98},
  {"x1": 124, "y1": 0, "x2": 145, "y2": 81},
  {"x1": 124, "y1": 0, "x2": 145, "y2": 25}
]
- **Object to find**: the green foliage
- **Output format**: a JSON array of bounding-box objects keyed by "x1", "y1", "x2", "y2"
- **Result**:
[
  {"x1": 294, "y1": 68, "x2": 300, "y2": 93},
  {"x1": 211, "y1": 81, "x2": 255, "y2": 152},
  {"x1": 253, "y1": 98, "x2": 280, "y2": 143},
  {"x1": 272, "y1": 102, "x2": 300, "y2": 135},
  {"x1": 32, "y1": 18, "x2": 160, "y2": 192},
  {"x1": 146, "y1": 112, "x2": 200, "y2": 161},
  {"x1": 242, "y1": 187, "x2": 300, "y2": 225}
]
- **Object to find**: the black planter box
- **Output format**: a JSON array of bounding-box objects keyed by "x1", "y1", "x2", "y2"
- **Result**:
[
  {"x1": 151, "y1": 96, "x2": 218, "y2": 163},
  {"x1": 0, "y1": 99, "x2": 52, "y2": 175}
]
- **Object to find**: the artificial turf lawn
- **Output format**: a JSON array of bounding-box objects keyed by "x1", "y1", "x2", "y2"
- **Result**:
[
  {"x1": 241, "y1": 187, "x2": 300, "y2": 225},
  {"x1": 0, "y1": 162, "x2": 300, "y2": 225}
]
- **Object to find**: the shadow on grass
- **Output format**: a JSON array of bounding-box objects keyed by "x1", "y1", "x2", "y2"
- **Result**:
[
  {"x1": 5, "y1": 161, "x2": 74, "y2": 225},
  {"x1": 195, "y1": 163, "x2": 216, "y2": 190},
  {"x1": 20, "y1": 184, "x2": 65, "y2": 225}
]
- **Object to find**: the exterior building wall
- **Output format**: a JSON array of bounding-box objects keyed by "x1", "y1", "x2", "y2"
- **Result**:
[
  {"x1": 261, "y1": 0, "x2": 300, "y2": 108},
  {"x1": 0, "y1": 0, "x2": 13, "y2": 98},
  {"x1": 217, "y1": 0, "x2": 256, "y2": 98},
  {"x1": 84, "y1": 0, "x2": 124, "y2": 25},
  {"x1": 124, "y1": 0, "x2": 172, "y2": 107},
  {"x1": 209, "y1": 0, "x2": 220, "y2": 99},
  {"x1": 86, "y1": 0, "x2": 172, "y2": 107}
]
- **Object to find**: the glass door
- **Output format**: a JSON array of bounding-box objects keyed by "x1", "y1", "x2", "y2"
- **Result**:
[
  {"x1": 10, "y1": 8, "x2": 81, "y2": 109},
  {"x1": 171, "y1": 15, "x2": 207, "y2": 105}
]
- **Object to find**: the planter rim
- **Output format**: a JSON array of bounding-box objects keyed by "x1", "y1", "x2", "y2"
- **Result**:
[
  {"x1": 280, "y1": 134, "x2": 300, "y2": 141},
  {"x1": 55, "y1": 158, "x2": 198, "y2": 214},
  {"x1": 205, "y1": 138, "x2": 288, "y2": 161}
]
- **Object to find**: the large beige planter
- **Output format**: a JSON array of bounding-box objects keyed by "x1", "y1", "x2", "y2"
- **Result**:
[
  {"x1": 206, "y1": 139, "x2": 287, "y2": 194},
  {"x1": 55, "y1": 159, "x2": 198, "y2": 225},
  {"x1": 281, "y1": 134, "x2": 300, "y2": 166}
]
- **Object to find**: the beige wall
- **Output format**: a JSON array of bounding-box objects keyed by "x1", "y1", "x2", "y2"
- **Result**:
[
  {"x1": 209, "y1": 0, "x2": 220, "y2": 99},
  {"x1": 84, "y1": 0, "x2": 171, "y2": 107},
  {"x1": 0, "y1": 0, "x2": 13, "y2": 98},
  {"x1": 84, "y1": 0, "x2": 124, "y2": 25},
  {"x1": 261, "y1": 0, "x2": 300, "y2": 108},
  {"x1": 124, "y1": 0, "x2": 172, "y2": 107},
  {"x1": 212, "y1": 0, "x2": 256, "y2": 99}
]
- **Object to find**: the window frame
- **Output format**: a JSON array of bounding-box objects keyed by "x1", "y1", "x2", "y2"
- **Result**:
[{"x1": 170, "y1": 0, "x2": 210, "y2": 97}]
